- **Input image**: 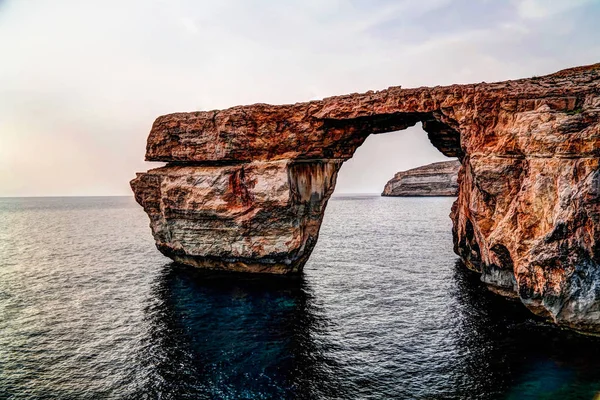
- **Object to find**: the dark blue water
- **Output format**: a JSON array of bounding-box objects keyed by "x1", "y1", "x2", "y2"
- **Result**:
[{"x1": 1, "y1": 196, "x2": 599, "y2": 399}]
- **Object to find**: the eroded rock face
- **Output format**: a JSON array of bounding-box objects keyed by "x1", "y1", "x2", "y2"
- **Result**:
[
  {"x1": 132, "y1": 63, "x2": 600, "y2": 333},
  {"x1": 382, "y1": 160, "x2": 460, "y2": 196},
  {"x1": 131, "y1": 160, "x2": 340, "y2": 273}
]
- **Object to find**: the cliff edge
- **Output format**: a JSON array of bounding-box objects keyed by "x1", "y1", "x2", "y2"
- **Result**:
[{"x1": 382, "y1": 160, "x2": 460, "y2": 196}]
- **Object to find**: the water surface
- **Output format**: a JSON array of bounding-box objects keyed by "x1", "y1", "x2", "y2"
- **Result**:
[{"x1": 1, "y1": 196, "x2": 599, "y2": 399}]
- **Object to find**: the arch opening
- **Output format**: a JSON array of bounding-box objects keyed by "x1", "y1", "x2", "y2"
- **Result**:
[
  {"x1": 318, "y1": 111, "x2": 463, "y2": 164},
  {"x1": 333, "y1": 122, "x2": 457, "y2": 195}
]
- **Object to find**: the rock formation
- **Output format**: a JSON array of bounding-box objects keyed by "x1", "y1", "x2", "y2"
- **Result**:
[
  {"x1": 382, "y1": 160, "x2": 460, "y2": 196},
  {"x1": 132, "y1": 63, "x2": 600, "y2": 334}
]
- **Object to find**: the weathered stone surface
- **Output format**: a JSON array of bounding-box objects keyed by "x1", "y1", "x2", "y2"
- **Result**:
[
  {"x1": 132, "y1": 63, "x2": 600, "y2": 333},
  {"x1": 382, "y1": 160, "x2": 460, "y2": 196},
  {"x1": 131, "y1": 160, "x2": 340, "y2": 273}
]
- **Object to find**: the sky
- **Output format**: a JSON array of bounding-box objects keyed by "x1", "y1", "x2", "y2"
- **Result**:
[{"x1": 0, "y1": 0, "x2": 599, "y2": 196}]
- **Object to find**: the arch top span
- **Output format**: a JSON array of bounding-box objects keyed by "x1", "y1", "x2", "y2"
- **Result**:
[
  {"x1": 144, "y1": 63, "x2": 599, "y2": 164},
  {"x1": 132, "y1": 63, "x2": 600, "y2": 334},
  {"x1": 146, "y1": 108, "x2": 461, "y2": 164}
]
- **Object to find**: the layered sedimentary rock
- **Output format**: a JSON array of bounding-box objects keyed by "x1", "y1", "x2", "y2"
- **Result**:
[
  {"x1": 382, "y1": 160, "x2": 460, "y2": 196},
  {"x1": 131, "y1": 161, "x2": 340, "y2": 273},
  {"x1": 132, "y1": 63, "x2": 600, "y2": 333}
]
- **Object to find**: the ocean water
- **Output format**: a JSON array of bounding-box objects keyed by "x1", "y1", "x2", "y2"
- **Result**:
[{"x1": 1, "y1": 196, "x2": 599, "y2": 400}]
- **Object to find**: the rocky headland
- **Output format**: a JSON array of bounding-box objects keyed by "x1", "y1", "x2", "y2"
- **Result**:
[
  {"x1": 132, "y1": 63, "x2": 600, "y2": 334},
  {"x1": 382, "y1": 160, "x2": 460, "y2": 196}
]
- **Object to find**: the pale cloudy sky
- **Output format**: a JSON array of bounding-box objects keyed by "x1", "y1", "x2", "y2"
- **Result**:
[{"x1": 0, "y1": 0, "x2": 598, "y2": 196}]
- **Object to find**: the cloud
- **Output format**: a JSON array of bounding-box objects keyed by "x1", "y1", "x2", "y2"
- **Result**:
[
  {"x1": 513, "y1": 0, "x2": 594, "y2": 20},
  {"x1": 0, "y1": 0, "x2": 598, "y2": 195},
  {"x1": 180, "y1": 17, "x2": 199, "y2": 35}
]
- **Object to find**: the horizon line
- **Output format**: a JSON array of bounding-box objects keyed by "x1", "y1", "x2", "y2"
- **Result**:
[{"x1": 0, "y1": 192, "x2": 384, "y2": 199}]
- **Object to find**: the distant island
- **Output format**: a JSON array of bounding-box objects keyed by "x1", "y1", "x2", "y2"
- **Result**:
[{"x1": 381, "y1": 160, "x2": 460, "y2": 197}]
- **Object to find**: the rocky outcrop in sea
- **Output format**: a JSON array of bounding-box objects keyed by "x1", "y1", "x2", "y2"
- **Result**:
[
  {"x1": 132, "y1": 63, "x2": 600, "y2": 334},
  {"x1": 382, "y1": 160, "x2": 460, "y2": 196}
]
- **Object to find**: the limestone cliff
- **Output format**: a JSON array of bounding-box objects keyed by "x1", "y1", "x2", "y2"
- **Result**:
[
  {"x1": 132, "y1": 63, "x2": 600, "y2": 334},
  {"x1": 382, "y1": 160, "x2": 460, "y2": 196}
]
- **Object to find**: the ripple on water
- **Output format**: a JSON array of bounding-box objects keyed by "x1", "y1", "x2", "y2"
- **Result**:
[{"x1": 1, "y1": 196, "x2": 600, "y2": 399}]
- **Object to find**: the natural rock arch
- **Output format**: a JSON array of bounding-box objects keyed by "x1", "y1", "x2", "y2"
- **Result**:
[{"x1": 132, "y1": 64, "x2": 600, "y2": 333}]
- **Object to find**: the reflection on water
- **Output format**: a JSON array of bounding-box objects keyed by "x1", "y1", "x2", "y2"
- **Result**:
[
  {"x1": 137, "y1": 266, "x2": 344, "y2": 399},
  {"x1": 452, "y1": 261, "x2": 600, "y2": 400},
  {"x1": 130, "y1": 261, "x2": 600, "y2": 399},
  {"x1": 1, "y1": 196, "x2": 600, "y2": 399}
]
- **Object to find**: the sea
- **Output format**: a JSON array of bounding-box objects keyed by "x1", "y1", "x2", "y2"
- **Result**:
[{"x1": 1, "y1": 195, "x2": 599, "y2": 399}]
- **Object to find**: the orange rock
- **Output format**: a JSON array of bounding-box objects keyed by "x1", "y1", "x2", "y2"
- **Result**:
[{"x1": 132, "y1": 63, "x2": 600, "y2": 333}]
